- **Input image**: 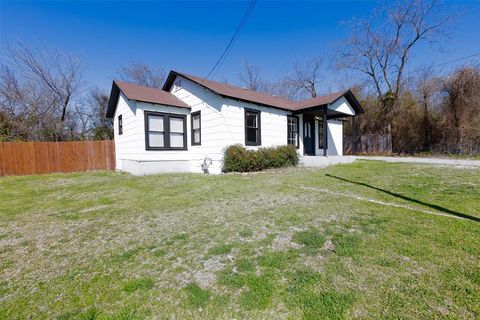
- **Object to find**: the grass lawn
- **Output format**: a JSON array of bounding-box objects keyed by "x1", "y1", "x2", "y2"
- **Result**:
[{"x1": 0, "y1": 160, "x2": 479, "y2": 319}]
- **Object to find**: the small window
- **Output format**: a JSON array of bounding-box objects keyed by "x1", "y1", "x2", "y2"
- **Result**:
[
  {"x1": 145, "y1": 111, "x2": 187, "y2": 150},
  {"x1": 245, "y1": 109, "x2": 261, "y2": 146},
  {"x1": 118, "y1": 115, "x2": 123, "y2": 135},
  {"x1": 191, "y1": 111, "x2": 201, "y2": 146},
  {"x1": 318, "y1": 117, "x2": 325, "y2": 149},
  {"x1": 287, "y1": 116, "x2": 299, "y2": 148}
]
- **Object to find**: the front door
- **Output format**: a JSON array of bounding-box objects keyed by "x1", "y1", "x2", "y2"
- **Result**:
[{"x1": 303, "y1": 116, "x2": 315, "y2": 155}]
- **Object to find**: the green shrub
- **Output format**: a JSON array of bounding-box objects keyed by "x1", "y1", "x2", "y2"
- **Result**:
[{"x1": 223, "y1": 144, "x2": 299, "y2": 172}]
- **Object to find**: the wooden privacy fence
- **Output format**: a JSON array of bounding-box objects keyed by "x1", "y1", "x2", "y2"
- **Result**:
[
  {"x1": 344, "y1": 134, "x2": 391, "y2": 155},
  {"x1": 0, "y1": 140, "x2": 115, "y2": 176}
]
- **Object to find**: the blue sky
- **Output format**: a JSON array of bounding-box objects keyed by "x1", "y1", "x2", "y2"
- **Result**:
[{"x1": 1, "y1": 1, "x2": 480, "y2": 93}]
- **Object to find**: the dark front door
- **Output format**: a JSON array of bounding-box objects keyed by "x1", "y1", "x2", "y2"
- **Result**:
[{"x1": 303, "y1": 116, "x2": 315, "y2": 155}]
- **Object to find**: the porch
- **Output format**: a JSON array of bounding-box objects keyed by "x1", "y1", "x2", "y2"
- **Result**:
[{"x1": 292, "y1": 92, "x2": 361, "y2": 157}]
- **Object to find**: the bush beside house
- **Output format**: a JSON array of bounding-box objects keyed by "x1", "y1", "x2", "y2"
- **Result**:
[{"x1": 223, "y1": 144, "x2": 299, "y2": 173}]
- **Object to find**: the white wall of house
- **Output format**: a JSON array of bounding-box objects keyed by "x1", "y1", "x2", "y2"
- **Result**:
[
  {"x1": 297, "y1": 113, "x2": 304, "y2": 155},
  {"x1": 169, "y1": 76, "x2": 290, "y2": 174},
  {"x1": 113, "y1": 92, "x2": 139, "y2": 171},
  {"x1": 326, "y1": 119, "x2": 343, "y2": 156},
  {"x1": 311, "y1": 118, "x2": 343, "y2": 156},
  {"x1": 113, "y1": 92, "x2": 191, "y2": 174},
  {"x1": 329, "y1": 96, "x2": 355, "y2": 116},
  {"x1": 113, "y1": 77, "x2": 353, "y2": 175}
]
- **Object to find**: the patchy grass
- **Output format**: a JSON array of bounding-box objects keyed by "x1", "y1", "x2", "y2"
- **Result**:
[
  {"x1": 240, "y1": 274, "x2": 275, "y2": 310},
  {"x1": 184, "y1": 283, "x2": 211, "y2": 308},
  {"x1": 0, "y1": 161, "x2": 479, "y2": 319},
  {"x1": 208, "y1": 243, "x2": 233, "y2": 256},
  {"x1": 123, "y1": 277, "x2": 154, "y2": 293},
  {"x1": 292, "y1": 228, "x2": 325, "y2": 250}
]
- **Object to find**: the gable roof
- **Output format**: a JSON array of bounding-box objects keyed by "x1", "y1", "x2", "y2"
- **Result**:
[
  {"x1": 106, "y1": 80, "x2": 190, "y2": 118},
  {"x1": 163, "y1": 71, "x2": 363, "y2": 114},
  {"x1": 163, "y1": 71, "x2": 297, "y2": 110},
  {"x1": 292, "y1": 90, "x2": 364, "y2": 113}
]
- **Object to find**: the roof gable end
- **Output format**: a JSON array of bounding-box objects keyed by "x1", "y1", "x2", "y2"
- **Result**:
[{"x1": 106, "y1": 80, "x2": 190, "y2": 118}]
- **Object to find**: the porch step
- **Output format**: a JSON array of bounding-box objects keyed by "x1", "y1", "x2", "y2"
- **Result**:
[{"x1": 299, "y1": 156, "x2": 358, "y2": 168}]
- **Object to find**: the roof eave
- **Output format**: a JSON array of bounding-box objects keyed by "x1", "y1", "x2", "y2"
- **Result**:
[
  {"x1": 133, "y1": 99, "x2": 191, "y2": 109},
  {"x1": 164, "y1": 71, "x2": 296, "y2": 112},
  {"x1": 293, "y1": 90, "x2": 364, "y2": 115},
  {"x1": 163, "y1": 70, "x2": 181, "y2": 91},
  {"x1": 107, "y1": 79, "x2": 190, "y2": 118},
  {"x1": 344, "y1": 90, "x2": 364, "y2": 114},
  {"x1": 106, "y1": 81, "x2": 120, "y2": 118}
]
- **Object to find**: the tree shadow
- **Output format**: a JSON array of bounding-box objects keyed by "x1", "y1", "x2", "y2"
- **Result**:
[{"x1": 325, "y1": 174, "x2": 480, "y2": 223}]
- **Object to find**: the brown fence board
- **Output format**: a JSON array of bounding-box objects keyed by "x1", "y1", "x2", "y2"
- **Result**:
[{"x1": 0, "y1": 140, "x2": 115, "y2": 176}]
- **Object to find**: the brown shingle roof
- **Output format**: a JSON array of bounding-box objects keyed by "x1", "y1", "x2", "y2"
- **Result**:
[
  {"x1": 163, "y1": 71, "x2": 363, "y2": 114},
  {"x1": 107, "y1": 72, "x2": 364, "y2": 118},
  {"x1": 106, "y1": 80, "x2": 189, "y2": 118},
  {"x1": 167, "y1": 72, "x2": 297, "y2": 110},
  {"x1": 291, "y1": 90, "x2": 349, "y2": 110}
]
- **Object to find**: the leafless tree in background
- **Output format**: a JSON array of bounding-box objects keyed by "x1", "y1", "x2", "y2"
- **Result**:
[
  {"x1": 238, "y1": 59, "x2": 263, "y2": 91},
  {"x1": 336, "y1": 0, "x2": 457, "y2": 151},
  {"x1": 6, "y1": 42, "x2": 83, "y2": 122},
  {"x1": 88, "y1": 88, "x2": 113, "y2": 140},
  {"x1": 237, "y1": 56, "x2": 326, "y2": 100},
  {"x1": 441, "y1": 66, "x2": 480, "y2": 154},
  {"x1": 280, "y1": 56, "x2": 324, "y2": 100},
  {"x1": 0, "y1": 42, "x2": 83, "y2": 140},
  {"x1": 237, "y1": 59, "x2": 276, "y2": 95},
  {"x1": 118, "y1": 62, "x2": 166, "y2": 88},
  {"x1": 413, "y1": 69, "x2": 443, "y2": 150}
]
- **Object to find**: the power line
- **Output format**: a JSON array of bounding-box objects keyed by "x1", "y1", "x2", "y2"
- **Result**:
[
  {"x1": 205, "y1": 0, "x2": 257, "y2": 80},
  {"x1": 405, "y1": 52, "x2": 480, "y2": 75}
]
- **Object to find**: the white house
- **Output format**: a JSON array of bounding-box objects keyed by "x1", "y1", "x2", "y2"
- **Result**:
[{"x1": 106, "y1": 71, "x2": 363, "y2": 175}]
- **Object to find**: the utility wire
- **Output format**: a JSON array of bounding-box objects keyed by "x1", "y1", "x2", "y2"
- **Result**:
[
  {"x1": 405, "y1": 52, "x2": 480, "y2": 75},
  {"x1": 205, "y1": 0, "x2": 257, "y2": 80}
]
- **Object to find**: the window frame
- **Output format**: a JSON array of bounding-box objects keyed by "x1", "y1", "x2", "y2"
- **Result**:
[
  {"x1": 287, "y1": 115, "x2": 299, "y2": 149},
  {"x1": 144, "y1": 110, "x2": 187, "y2": 151},
  {"x1": 318, "y1": 117, "x2": 325, "y2": 149},
  {"x1": 118, "y1": 114, "x2": 123, "y2": 135},
  {"x1": 244, "y1": 108, "x2": 261, "y2": 146},
  {"x1": 191, "y1": 111, "x2": 201, "y2": 146}
]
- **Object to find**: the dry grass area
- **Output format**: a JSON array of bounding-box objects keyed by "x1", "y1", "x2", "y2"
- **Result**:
[{"x1": 0, "y1": 161, "x2": 479, "y2": 319}]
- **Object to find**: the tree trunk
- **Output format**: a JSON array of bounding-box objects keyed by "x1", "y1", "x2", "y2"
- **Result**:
[
  {"x1": 422, "y1": 98, "x2": 431, "y2": 151},
  {"x1": 386, "y1": 122, "x2": 393, "y2": 154}
]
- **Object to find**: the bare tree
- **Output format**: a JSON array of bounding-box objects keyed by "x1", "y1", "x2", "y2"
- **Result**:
[
  {"x1": 280, "y1": 56, "x2": 324, "y2": 100},
  {"x1": 89, "y1": 88, "x2": 113, "y2": 140},
  {"x1": 0, "y1": 41, "x2": 83, "y2": 140},
  {"x1": 336, "y1": 0, "x2": 456, "y2": 151},
  {"x1": 413, "y1": 69, "x2": 443, "y2": 150},
  {"x1": 238, "y1": 59, "x2": 263, "y2": 91},
  {"x1": 6, "y1": 42, "x2": 83, "y2": 122},
  {"x1": 441, "y1": 66, "x2": 480, "y2": 154},
  {"x1": 118, "y1": 62, "x2": 166, "y2": 88},
  {"x1": 237, "y1": 59, "x2": 276, "y2": 95}
]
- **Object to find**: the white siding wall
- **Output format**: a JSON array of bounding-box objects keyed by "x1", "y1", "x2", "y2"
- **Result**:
[
  {"x1": 113, "y1": 77, "x2": 351, "y2": 175},
  {"x1": 329, "y1": 96, "x2": 355, "y2": 116},
  {"x1": 313, "y1": 119, "x2": 344, "y2": 156},
  {"x1": 326, "y1": 120, "x2": 343, "y2": 156},
  {"x1": 113, "y1": 92, "x2": 139, "y2": 170},
  {"x1": 170, "y1": 77, "x2": 291, "y2": 174},
  {"x1": 113, "y1": 93, "x2": 191, "y2": 174},
  {"x1": 297, "y1": 114, "x2": 304, "y2": 155}
]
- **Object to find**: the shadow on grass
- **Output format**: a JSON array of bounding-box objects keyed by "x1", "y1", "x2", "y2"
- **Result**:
[{"x1": 325, "y1": 174, "x2": 480, "y2": 223}]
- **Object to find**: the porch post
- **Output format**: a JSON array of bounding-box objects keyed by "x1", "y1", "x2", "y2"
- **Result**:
[
  {"x1": 323, "y1": 105, "x2": 328, "y2": 156},
  {"x1": 352, "y1": 116, "x2": 357, "y2": 155}
]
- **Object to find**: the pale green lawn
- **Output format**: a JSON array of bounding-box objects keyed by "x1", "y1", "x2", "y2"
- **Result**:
[{"x1": 0, "y1": 161, "x2": 479, "y2": 319}]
